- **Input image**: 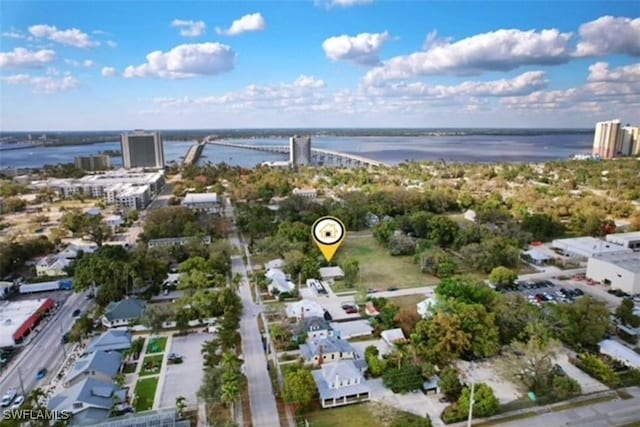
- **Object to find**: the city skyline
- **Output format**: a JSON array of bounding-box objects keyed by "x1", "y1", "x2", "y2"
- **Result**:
[{"x1": 0, "y1": 1, "x2": 639, "y2": 131}]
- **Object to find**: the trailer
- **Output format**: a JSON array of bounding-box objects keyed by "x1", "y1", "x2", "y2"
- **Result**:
[{"x1": 19, "y1": 280, "x2": 65, "y2": 294}]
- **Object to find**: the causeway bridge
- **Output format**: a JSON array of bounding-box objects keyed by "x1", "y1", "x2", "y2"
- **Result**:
[{"x1": 202, "y1": 136, "x2": 386, "y2": 167}]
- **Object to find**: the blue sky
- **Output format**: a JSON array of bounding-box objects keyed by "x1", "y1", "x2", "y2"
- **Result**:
[{"x1": 0, "y1": 0, "x2": 638, "y2": 130}]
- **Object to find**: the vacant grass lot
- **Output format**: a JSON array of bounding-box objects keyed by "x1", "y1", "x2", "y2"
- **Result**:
[
  {"x1": 146, "y1": 336, "x2": 168, "y2": 354},
  {"x1": 140, "y1": 355, "x2": 164, "y2": 377},
  {"x1": 134, "y1": 376, "x2": 159, "y2": 412},
  {"x1": 388, "y1": 294, "x2": 427, "y2": 312},
  {"x1": 335, "y1": 235, "x2": 438, "y2": 290},
  {"x1": 303, "y1": 404, "x2": 383, "y2": 427}
]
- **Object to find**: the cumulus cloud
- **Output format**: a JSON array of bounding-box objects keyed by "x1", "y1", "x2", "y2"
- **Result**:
[
  {"x1": 28, "y1": 24, "x2": 98, "y2": 48},
  {"x1": 588, "y1": 62, "x2": 640, "y2": 82},
  {"x1": 0, "y1": 73, "x2": 79, "y2": 93},
  {"x1": 0, "y1": 47, "x2": 56, "y2": 68},
  {"x1": 123, "y1": 42, "x2": 235, "y2": 79},
  {"x1": 322, "y1": 32, "x2": 390, "y2": 66},
  {"x1": 65, "y1": 59, "x2": 95, "y2": 67},
  {"x1": 153, "y1": 74, "x2": 326, "y2": 110},
  {"x1": 171, "y1": 19, "x2": 207, "y2": 37},
  {"x1": 315, "y1": 0, "x2": 374, "y2": 8},
  {"x1": 2, "y1": 30, "x2": 25, "y2": 39},
  {"x1": 364, "y1": 28, "x2": 573, "y2": 83},
  {"x1": 215, "y1": 13, "x2": 266, "y2": 36},
  {"x1": 101, "y1": 66, "x2": 117, "y2": 77},
  {"x1": 575, "y1": 16, "x2": 640, "y2": 57}
]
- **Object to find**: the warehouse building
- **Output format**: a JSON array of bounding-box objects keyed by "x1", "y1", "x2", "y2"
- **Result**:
[
  {"x1": 0, "y1": 298, "x2": 55, "y2": 347},
  {"x1": 606, "y1": 232, "x2": 640, "y2": 252},
  {"x1": 551, "y1": 237, "x2": 632, "y2": 259},
  {"x1": 586, "y1": 252, "x2": 640, "y2": 295}
]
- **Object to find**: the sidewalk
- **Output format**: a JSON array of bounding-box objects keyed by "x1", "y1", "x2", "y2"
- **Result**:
[{"x1": 152, "y1": 334, "x2": 173, "y2": 409}]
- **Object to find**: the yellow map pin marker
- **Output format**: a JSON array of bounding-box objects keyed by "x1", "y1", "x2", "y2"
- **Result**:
[{"x1": 312, "y1": 216, "x2": 346, "y2": 262}]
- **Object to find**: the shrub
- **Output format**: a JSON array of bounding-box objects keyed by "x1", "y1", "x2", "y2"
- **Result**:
[
  {"x1": 383, "y1": 365, "x2": 423, "y2": 393},
  {"x1": 573, "y1": 354, "x2": 621, "y2": 388}
]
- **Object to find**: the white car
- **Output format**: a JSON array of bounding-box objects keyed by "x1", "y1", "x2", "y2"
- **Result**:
[{"x1": 11, "y1": 395, "x2": 24, "y2": 409}]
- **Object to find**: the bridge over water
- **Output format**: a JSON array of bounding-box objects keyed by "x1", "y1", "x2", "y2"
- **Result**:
[{"x1": 201, "y1": 136, "x2": 387, "y2": 167}]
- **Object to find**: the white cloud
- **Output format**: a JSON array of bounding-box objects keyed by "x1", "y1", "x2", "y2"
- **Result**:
[
  {"x1": 106, "y1": 40, "x2": 118, "y2": 48},
  {"x1": 123, "y1": 42, "x2": 235, "y2": 79},
  {"x1": 28, "y1": 24, "x2": 99, "y2": 48},
  {"x1": 101, "y1": 66, "x2": 117, "y2": 77},
  {"x1": 315, "y1": 0, "x2": 374, "y2": 8},
  {"x1": 322, "y1": 32, "x2": 390, "y2": 66},
  {"x1": 588, "y1": 62, "x2": 640, "y2": 83},
  {"x1": 0, "y1": 47, "x2": 56, "y2": 68},
  {"x1": 215, "y1": 13, "x2": 266, "y2": 36},
  {"x1": 65, "y1": 59, "x2": 96, "y2": 67},
  {"x1": 171, "y1": 19, "x2": 207, "y2": 37},
  {"x1": 0, "y1": 73, "x2": 79, "y2": 93},
  {"x1": 364, "y1": 28, "x2": 573, "y2": 83},
  {"x1": 575, "y1": 16, "x2": 640, "y2": 57},
  {"x1": 2, "y1": 30, "x2": 25, "y2": 39}
]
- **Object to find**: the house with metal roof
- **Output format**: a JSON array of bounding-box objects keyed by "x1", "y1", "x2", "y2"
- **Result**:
[
  {"x1": 295, "y1": 316, "x2": 334, "y2": 340},
  {"x1": 64, "y1": 351, "x2": 123, "y2": 388},
  {"x1": 102, "y1": 298, "x2": 146, "y2": 328},
  {"x1": 48, "y1": 378, "x2": 127, "y2": 426},
  {"x1": 312, "y1": 360, "x2": 370, "y2": 408},
  {"x1": 87, "y1": 330, "x2": 132, "y2": 354},
  {"x1": 300, "y1": 336, "x2": 364, "y2": 368}
]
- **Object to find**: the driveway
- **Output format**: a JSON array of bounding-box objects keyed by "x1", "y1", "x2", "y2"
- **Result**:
[
  {"x1": 158, "y1": 332, "x2": 209, "y2": 408},
  {"x1": 554, "y1": 350, "x2": 608, "y2": 394}
]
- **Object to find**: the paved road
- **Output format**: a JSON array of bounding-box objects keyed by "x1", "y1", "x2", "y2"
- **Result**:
[
  {"x1": 0, "y1": 290, "x2": 93, "y2": 398},
  {"x1": 225, "y1": 200, "x2": 281, "y2": 427}
]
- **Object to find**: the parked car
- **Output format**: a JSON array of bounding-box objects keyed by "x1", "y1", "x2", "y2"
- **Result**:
[
  {"x1": 85, "y1": 293, "x2": 94, "y2": 300},
  {"x1": 10, "y1": 395, "x2": 24, "y2": 410},
  {"x1": 72, "y1": 309, "x2": 81, "y2": 317},
  {"x1": 61, "y1": 333, "x2": 70, "y2": 344},
  {"x1": 387, "y1": 286, "x2": 399, "y2": 291},
  {"x1": 167, "y1": 353, "x2": 183, "y2": 364},
  {"x1": 1, "y1": 388, "x2": 17, "y2": 407},
  {"x1": 36, "y1": 368, "x2": 47, "y2": 380}
]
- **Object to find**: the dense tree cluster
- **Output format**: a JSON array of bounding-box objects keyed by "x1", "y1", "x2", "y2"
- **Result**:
[
  {"x1": 0, "y1": 236, "x2": 54, "y2": 277},
  {"x1": 142, "y1": 207, "x2": 229, "y2": 241}
]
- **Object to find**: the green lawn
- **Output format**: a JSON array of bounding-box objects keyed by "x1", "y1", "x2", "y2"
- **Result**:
[
  {"x1": 139, "y1": 355, "x2": 163, "y2": 377},
  {"x1": 388, "y1": 294, "x2": 427, "y2": 312},
  {"x1": 134, "y1": 377, "x2": 159, "y2": 412},
  {"x1": 335, "y1": 235, "x2": 439, "y2": 290},
  {"x1": 304, "y1": 404, "x2": 382, "y2": 427},
  {"x1": 146, "y1": 336, "x2": 167, "y2": 354}
]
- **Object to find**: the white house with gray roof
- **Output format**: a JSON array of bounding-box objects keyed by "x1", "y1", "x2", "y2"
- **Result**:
[
  {"x1": 64, "y1": 351, "x2": 122, "y2": 388},
  {"x1": 300, "y1": 336, "x2": 360, "y2": 366},
  {"x1": 102, "y1": 298, "x2": 146, "y2": 328},
  {"x1": 87, "y1": 330, "x2": 132, "y2": 353},
  {"x1": 48, "y1": 378, "x2": 127, "y2": 426},
  {"x1": 312, "y1": 360, "x2": 370, "y2": 408}
]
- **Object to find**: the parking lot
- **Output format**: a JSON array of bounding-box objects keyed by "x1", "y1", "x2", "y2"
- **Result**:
[
  {"x1": 158, "y1": 332, "x2": 209, "y2": 408},
  {"x1": 500, "y1": 280, "x2": 584, "y2": 305}
]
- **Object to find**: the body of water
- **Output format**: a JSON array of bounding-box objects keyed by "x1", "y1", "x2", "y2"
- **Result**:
[{"x1": 0, "y1": 133, "x2": 593, "y2": 169}]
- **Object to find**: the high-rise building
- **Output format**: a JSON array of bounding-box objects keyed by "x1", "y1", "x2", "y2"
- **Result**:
[
  {"x1": 290, "y1": 136, "x2": 311, "y2": 166},
  {"x1": 592, "y1": 120, "x2": 621, "y2": 159},
  {"x1": 74, "y1": 155, "x2": 111, "y2": 171},
  {"x1": 121, "y1": 130, "x2": 165, "y2": 169},
  {"x1": 620, "y1": 126, "x2": 640, "y2": 157}
]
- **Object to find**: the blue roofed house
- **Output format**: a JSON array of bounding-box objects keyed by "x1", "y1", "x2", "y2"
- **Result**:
[
  {"x1": 48, "y1": 378, "x2": 127, "y2": 426},
  {"x1": 63, "y1": 351, "x2": 122, "y2": 388},
  {"x1": 312, "y1": 360, "x2": 370, "y2": 408},
  {"x1": 102, "y1": 298, "x2": 146, "y2": 328},
  {"x1": 87, "y1": 330, "x2": 132, "y2": 354},
  {"x1": 295, "y1": 316, "x2": 334, "y2": 340}
]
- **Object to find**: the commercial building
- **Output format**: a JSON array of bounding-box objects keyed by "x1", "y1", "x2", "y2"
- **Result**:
[
  {"x1": 121, "y1": 130, "x2": 164, "y2": 169},
  {"x1": 586, "y1": 252, "x2": 640, "y2": 295},
  {"x1": 292, "y1": 187, "x2": 317, "y2": 199},
  {"x1": 106, "y1": 183, "x2": 150, "y2": 210},
  {"x1": 290, "y1": 135, "x2": 312, "y2": 166},
  {"x1": 551, "y1": 237, "x2": 632, "y2": 259},
  {"x1": 182, "y1": 192, "x2": 220, "y2": 214},
  {"x1": 620, "y1": 126, "x2": 640, "y2": 156},
  {"x1": 0, "y1": 298, "x2": 55, "y2": 347},
  {"x1": 74, "y1": 155, "x2": 111, "y2": 171},
  {"x1": 606, "y1": 231, "x2": 640, "y2": 252},
  {"x1": 592, "y1": 119, "x2": 621, "y2": 159},
  {"x1": 102, "y1": 298, "x2": 147, "y2": 328}
]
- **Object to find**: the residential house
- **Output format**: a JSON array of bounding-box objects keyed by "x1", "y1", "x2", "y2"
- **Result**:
[
  {"x1": 300, "y1": 336, "x2": 360, "y2": 366},
  {"x1": 102, "y1": 298, "x2": 146, "y2": 328},
  {"x1": 36, "y1": 255, "x2": 70, "y2": 277},
  {"x1": 381, "y1": 328, "x2": 407, "y2": 347},
  {"x1": 311, "y1": 361, "x2": 371, "y2": 408},
  {"x1": 286, "y1": 300, "x2": 325, "y2": 320},
  {"x1": 265, "y1": 268, "x2": 295, "y2": 296},
  {"x1": 87, "y1": 330, "x2": 132, "y2": 353},
  {"x1": 103, "y1": 215, "x2": 124, "y2": 233},
  {"x1": 183, "y1": 192, "x2": 220, "y2": 214},
  {"x1": 58, "y1": 242, "x2": 99, "y2": 260},
  {"x1": 47, "y1": 378, "x2": 127, "y2": 426},
  {"x1": 265, "y1": 259, "x2": 285, "y2": 270},
  {"x1": 416, "y1": 297, "x2": 437, "y2": 319},
  {"x1": 295, "y1": 316, "x2": 334, "y2": 340},
  {"x1": 64, "y1": 351, "x2": 122, "y2": 388},
  {"x1": 292, "y1": 187, "x2": 317, "y2": 199},
  {"x1": 319, "y1": 266, "x2": 345, "y2": 281}
]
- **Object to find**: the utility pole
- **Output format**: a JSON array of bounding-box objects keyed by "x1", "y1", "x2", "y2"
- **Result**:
[
  {"x1": 17, "y1": 366, "x2": 26, "y2": 397},
  {"x1": 467, "y1": 362, "x2": 475, "y2": 427},
  {"x1": 59, "y1": 322, "x2": 67, "y2": 358}
]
